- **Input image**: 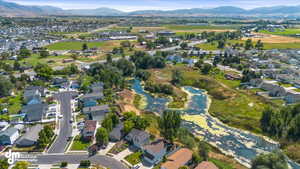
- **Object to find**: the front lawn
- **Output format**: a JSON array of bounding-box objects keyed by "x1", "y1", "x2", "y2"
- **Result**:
[
  {"x1": 124, "y1": 151, "x2": 143, "y2": 165},
  {"x1": 70, "y1": 135, "x2": 92, "y2": 151}
]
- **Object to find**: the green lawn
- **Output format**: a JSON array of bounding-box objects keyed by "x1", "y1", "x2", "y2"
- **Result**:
[
  {"x1": 259, "y1": 29, "x2": 300, "y2": 36},
  {"x1": 70, "y1": 135, "x2": 92, "y2": 151},
  {"x1": 197, "y1": 42, "x2": 218, "y2": 50},
  {"x1": 263, "y1": 42, "x2": 300, "y2": 49},
  {"x1": 124, "y1": 151, "x2": 143, "y2": 165},
  {"x1": 46, "y1": 41, "x2": 106, "y2": 50},
  {"x1": 0, "y1": 93, "x2": 23, "y2": 115},
  {"x1": 22, "y1": 54, "x2": 69, "y2": 66}
]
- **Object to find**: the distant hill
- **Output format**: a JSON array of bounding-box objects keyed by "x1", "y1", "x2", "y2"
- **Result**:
[
  {"x1": 65, "y1": 8, "x2": 125, "y2": 16},
  {"x1": 0, "y1": 0, "x2": 65, "y2": 17},
  {"x1": 1, "y1": 0, "x2": 300, "y2": 17}
]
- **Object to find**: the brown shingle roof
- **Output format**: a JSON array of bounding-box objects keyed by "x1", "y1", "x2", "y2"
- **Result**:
[
  {"x1": 143, "y1": 139, "x2": 165, "y2": 154},
  {"x1": 84, "y1": 120, "x2": 97, "y2": 132},
  {"x1": 195, "y1": 161, "x2": 218, "y2": 169},
  {"x1": 161, "y1": 148, "x2": 193, "y2": 169}
]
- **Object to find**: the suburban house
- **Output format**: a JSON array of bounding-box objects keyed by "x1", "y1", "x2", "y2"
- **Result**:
[
  {"x1": 142, "y1": 139, "x2": 167, "y2": 165},
  {"x1": 90, "y1": 82, "x2": 104, "y2": 93},
  {"x1": 285, "y1": 91, "x2": 300, "y2": 104},
  {"x1": 80, "y1": 92, "x2": 104, "y2": 102},
  {"x1": 23, "y1": 88, "x2": 42, "y2": 104},
  {"x1": 83, "y1": 105, "x2": 110, "y2": 121},
  {"x1": 52, "y1": 77, "x2": 69, "y2": 88},
  {"x1": 269, "y1": 85, "x2": 286, "y2": 97},
  {"x1": 160, "y1": 148, "x2": 193, "y2": 169},
  {"x1": 125, "y1": 129, "x2": 150, "y2": 149},
  {"x1": 109, "y1": 123, "x2": 124, "y2": 142},
  {"x1": 23, "y1": 103, "x2": 48, "y2": 122},
  {"x1": 16, "y1": 124, "x2": 43, "y2": 147},
  {"x1": 82, "y1": 120, "x2": 97, "y2": 141},
  {"x1": 0, "y1": 127, "x2": 19, "y2": 145},
  {"x1": 195, "y1": 161, "x2": 219, "y2": 169}
]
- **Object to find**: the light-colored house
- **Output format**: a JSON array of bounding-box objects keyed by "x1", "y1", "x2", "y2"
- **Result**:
[
  {"x1": 0, "y1": 127, "x2": 19, "y2": 145},
  {"x1": 16, "y1": 124, "x2": 43, "y2": 147},
  {"x1": 285, "y1": 91, "x2": 300, "y2": 104},
  {"x1": 125, "y1": 129, "x2": 150, "y2": 149},
  {"x1": 83, "y1": 105, "x2": 110, "y2": 121}
]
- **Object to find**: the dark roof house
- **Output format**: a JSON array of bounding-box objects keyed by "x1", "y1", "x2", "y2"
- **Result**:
[
  {"x1": 23, "y1": 103, "x2": 48, "y2": 122},
  {"x1": 125, "y1": 129, "x2": 150, "y2": 149},
  {"x1": 109, "y1": 123, "x2": 124, "y2": 142}
]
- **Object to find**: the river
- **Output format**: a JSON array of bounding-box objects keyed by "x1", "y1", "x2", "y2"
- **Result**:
[{"x1": 131, "y1": 79, "x2": 300, "y2": 169}]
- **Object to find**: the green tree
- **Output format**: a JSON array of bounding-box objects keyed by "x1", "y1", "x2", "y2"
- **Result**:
[
  {"x1": 251, "y1": 151, "x2": 288, "y2": 169},
  {"x1": 180, "y1": 42, "x2": 188, "y2": 50},
  {"x1": 0, "y1": 76, "x2": 13, "y2": 97},
  {"x1": 124, "y1": 120, "x2": 135, "y2": 134},
  {"x1": 106, "y1": 54, "x2": 112, "y2": 64},
  {"x1": 82, "y1": 43, "x2": 88, "y2": 51},
  {"x1": 101, "y1": 117, "x2": 113, "y2": 132},
  {"x1": 178, "y1": 166, "x2": 190, "y2": 169},
  {"x1": 0, "y1": 158, "x2": 9, "y2": 169},
  {"x1": 199, "y1": 141, "x2": 210, "y2": 161},
  {"x1": 60, "y1": 162, "x2": 68, "y2": 167},
  {"x1": 95, "y1": 127, "x2": 109, "y2": 146},
  {"x1": 39, "y1": 50, "x2": 50, "y2": 58},
  {"x1": 12, "y1": 161, "x2": 29, "y2": 169},
  {"x1": 171, "y1": 69, "x2": 183, "y2": 86},
  {"x1": 201, "y1": 63, "x2": 213, "y2": 75},
  {"x1": 217, "y1": 40, "x2": 225, "y2": 49},
  {"x1": 80, "y1": 160, "x2": 91, "y2": 167},
  {"x1": 123, "y1": 111, "x2": 136, "y2": 121},
  {"x1": 18, "y1": 47, "x2": 31, "y2": 59},
  {"x1": 132, "y1": 116, "x2": 149, "y2": 130},
  {"x1": 255, "y1": 40, "x2": 264, "y2": 50},
  {"x1": 34, "y1": 63, "x2": 53, "y2": 81},
  {"x1": 159, "y1": 110, "x2": 181, "y2": 143},
  {"x1": 245, "y1": 39, "x2": 253, "y2": 50}
]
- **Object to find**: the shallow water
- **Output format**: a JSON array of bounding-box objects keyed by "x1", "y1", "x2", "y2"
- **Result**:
[{"x1": 132, "y1": 79, "x2": 300, "y2": 168}]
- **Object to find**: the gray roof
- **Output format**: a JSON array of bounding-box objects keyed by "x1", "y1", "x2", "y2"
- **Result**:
[
  {"x1": 126, "y1": 129, "x2": 150, "y2": 141},
  {"x1": 0, "y1": 127, "x2": 18, "y2": 137},
  {"x1": 83, "y1": 105, "x2": 109, "y2": 113},
  {"x1": 109, "y1": 123, "x2": 124, "y2": 141},
  {"x1": 23, "y1": 103, "x2": 48, "y2": 122},
  {"x1": 16, "y1": 124, "x2": 43, "y2": 145},
  {"x1": 80, "y1": 92, "x2": 104, "y2": 100}
]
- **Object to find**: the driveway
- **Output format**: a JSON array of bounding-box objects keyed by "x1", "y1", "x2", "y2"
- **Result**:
[
  {"x1": 35, "y1": 154, "x2": 127, "y2": 169},
  {"x1": 113, "y1": 148, "x2": 134, "y2": 161},
  {"x1": 48, "y1": 92, "x2": 74, "y2": 153}
]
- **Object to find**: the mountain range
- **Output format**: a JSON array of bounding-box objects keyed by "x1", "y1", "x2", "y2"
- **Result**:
[{"x1": 1, "y1": 0, "x2": 300, "y2": 17}]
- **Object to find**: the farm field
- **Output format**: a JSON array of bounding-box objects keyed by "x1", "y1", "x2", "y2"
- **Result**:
[
  {"x1": 259, "y1": 28, "x2": 300, "y2": 36},
  {"x1": 46, "y1": 40, "x2": 121, "y2": 51}
]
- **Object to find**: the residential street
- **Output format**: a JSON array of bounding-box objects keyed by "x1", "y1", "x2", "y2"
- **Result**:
[
  {"x1": 48, "y1": 92, "x2": 74, "y2": 154},
  {"x1": 34, "y1": 154, "x2": 127, "y2": 169}
]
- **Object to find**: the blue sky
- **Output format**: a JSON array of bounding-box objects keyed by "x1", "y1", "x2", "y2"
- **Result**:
[{"x1": 5, "y1": 0, "x2": 300, "y2": 11}]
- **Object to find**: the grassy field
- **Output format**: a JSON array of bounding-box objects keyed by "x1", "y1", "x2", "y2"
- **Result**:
[
  {"x1": 197, "y1": 39, "x2": 300, "y2": 50},
  {"x1": 22, "y1": 54, "x2": 70, "y2": 66},
  {"x1": 0, "y1": 93, "x2": 22, "y2": 115},
  {"x1": 70, "y1": 135, "x2": 92, "y2": 151},
  {"x1": 46, "y1": 41, "x2": 121, "y2": 51},
  {"x1": 259, "y1": 29, "x2": 300, "y2": 36}
]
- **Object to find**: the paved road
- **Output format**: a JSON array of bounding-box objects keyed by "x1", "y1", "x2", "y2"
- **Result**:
[
  {"x1": 35, "y1": 155, "x2": 127, "y2": 169},
  {"x1": 48, "y1": 92, "x2": 73, "y2": 153}
]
